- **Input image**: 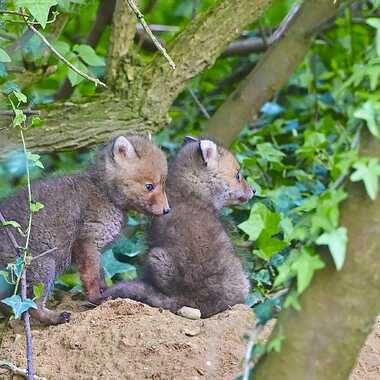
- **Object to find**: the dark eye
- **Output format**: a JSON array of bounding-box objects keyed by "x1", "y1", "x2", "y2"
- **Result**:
[
  {"x1": 235, "y1": 169, "x2": 242, "y2": 182},
  {"x1": 145, "y1": 183, "x2": 155, "y2": 192}
]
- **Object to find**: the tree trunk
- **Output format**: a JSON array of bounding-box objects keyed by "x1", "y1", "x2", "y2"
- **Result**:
[
  {"x1": 204, "y1": 0, "x2": 339, "y2": 145},
  {"x1": 254, "y1": 132, "x2": 380, "y2": 380}
]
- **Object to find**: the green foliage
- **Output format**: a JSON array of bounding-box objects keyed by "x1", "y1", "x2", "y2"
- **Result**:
[
  {"x1": 33, "y1": 282, "x2": 45, "y2": 299},
  {"x1": 15, "y1": 0, "x2": 58, "y2": 28},
  {"x1": 350, "y1": 158, "x2": 380, "y2": 200},
  {"x1": 0, "y1": 48, "x2": 11, "y2": 63},
  {"x1": 1, "y1": 295, "x2": 37, "y2": 319}
]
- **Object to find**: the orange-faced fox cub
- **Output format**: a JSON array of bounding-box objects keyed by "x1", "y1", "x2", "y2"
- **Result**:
[
  {"x1": 102, "y1": 136, "x2": 255, "y2": 317},
  {"x1": 0, "y1": 135, "x2": 169, "y2": 324}
]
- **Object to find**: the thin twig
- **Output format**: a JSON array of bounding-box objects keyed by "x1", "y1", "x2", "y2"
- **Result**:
[
  {"x1": 24, "y1": 21, "x2": 107, "y2": 88},
  {"x1": 242, "y1": 324, "x2": 264, "y2": 380},
  {"x1": 19, "y1": 129, "x2": 34, "y2": 380},
  {"x1": 32, "y1": 247, "x2": 57, "y2": 262},
  {"x1": 0, "y1": 361, "x2": 46, "y2": 380},
  {"x1": 0, "y1": 10, "x2": 29, "y2": 17},
  {"x1": 0, "y1": 110, "x2": 40, "y2": 116},
  {"x1": 125, "y1": 0, "x2": 176, "y2": 70},
  {"x1": 188, "y1": 88, "x2": 210, "y2": 119},
  {"x1": 0, "y1": 212, "x2": 21, "y2": 252}
]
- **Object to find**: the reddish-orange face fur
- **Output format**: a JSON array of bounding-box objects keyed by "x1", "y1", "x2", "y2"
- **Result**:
[
  {"x1": 215, "y1": 148, "x2": 254, "y2": 206},
  {"x1": 172, "y1": 138, "x2": 254, "y2": 209},
  {"x1": 103, "y1": 136, "x2": 169, "y2": 216}
]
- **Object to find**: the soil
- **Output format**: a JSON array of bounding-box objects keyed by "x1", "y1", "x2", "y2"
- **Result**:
[
  {"x1": 0, "y1": 297, "x2": 379, "y2": 380},
  {"x1": 350, "y1": 316, "x2": 380, "y2": 380},
  {"x1": 0, "y1": 297, "x2": 272, "y2": 380}
]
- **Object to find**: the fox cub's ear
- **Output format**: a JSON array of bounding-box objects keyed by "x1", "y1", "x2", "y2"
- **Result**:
[
  {"x1": 113, "y1": 136, "x2": 137, "y2": 163},
  {"x1": 183, "y1": 136, "x2": 199, "y2": 144},
  {"x1": 199, "y1": 140, "x2": 218, "y2": 169}
]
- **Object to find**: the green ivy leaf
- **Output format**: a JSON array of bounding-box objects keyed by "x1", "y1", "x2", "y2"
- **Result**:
[
  {"x1": 26, "y1": 152, "x2": 44, "y2": 169},
  {"x1": 101, "y1": 250, "x2": 136, "y2": 278},
  {"x1": 267, "y1": 326, "x2": 285, "y2": 353},
  {"x1": 255, "y1": 233, "x2": 287, "y2": 260},
  {"x1": 316, "y1": 227, "x2": 347, "y2": 270},
  {"x1": 0, "y1": 48, "x2": 11, "y2": 63},
  {"x1": 238, "y1": 203, "x2": 281, "y2": 241},
  {"x1": 284, "y1": 290, "x2": 301, "y2": 311},
  {"x1": 15, "y1": 0, "x2": 58, "y2": 28},
  {"x1": 12, "y1": 109, "x2": 26, "y2": 127},
  {"x1": 256, "y1": 142, "x2": 285, "y2": 163},
  {"x1": 68, "y1": 59, "x2": 87, "y2": 87},
  {"x1": 367, "y1": 18, "x2": 380, "y2": 56},
  {"x1": 1, "y1": 295, "x2": 37, "y2": 319},
  {"x1": 33, "y1": 282, "x2": 45, "y2": 299},
  {"x1": 13, "y1": 91, "x2": 27, "y2": 104},
  {"x1": 291, "y1": 248, "x2": 325, "y2": 294},
  {"x1": 238, "y1": 213, "x2": 264, "y2": 241},
  {"x1": 73, "y1": 44, "x2": 105, "y2": 66},
  {"x1": 350, "y1": 158, "x2": 380, "y2": 200},
  {"x1": 31, "y1": 202, "x2": 44, "y2": 213},
  {"x1": 354, "y1": 101, "x2": 380, "y2": 138}
]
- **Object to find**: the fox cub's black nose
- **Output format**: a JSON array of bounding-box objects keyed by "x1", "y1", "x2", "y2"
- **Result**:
[{"x1": 163, "y1": 207, "x2": 171, "y2": 215}]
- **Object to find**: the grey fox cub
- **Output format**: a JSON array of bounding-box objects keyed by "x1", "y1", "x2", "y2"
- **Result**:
[
  {"x1": 0, "y1": 135, "x2": 169, "y2": 324},
  {"x1": 102, "y1": 136, "x2": 254, "y2": 317}
]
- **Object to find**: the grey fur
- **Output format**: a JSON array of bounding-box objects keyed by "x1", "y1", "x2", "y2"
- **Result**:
[
  {"x1": 0, "y1": 135, "x2": 168, "y2": 324},
  {"x1": 102, "y1": 140, "x2": 254, "y2": 317}
]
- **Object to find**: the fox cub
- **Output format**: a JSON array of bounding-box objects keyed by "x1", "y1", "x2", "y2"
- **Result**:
[
  {"x1": 0, "y1": 135, "x2": 169, "y2": 325},
  {"x1": 102, "y1": 136, "x2": 254, "y2": 317}
]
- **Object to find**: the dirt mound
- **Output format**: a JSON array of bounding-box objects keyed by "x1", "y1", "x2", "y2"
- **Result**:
[
  {"x1": 1, "y1": 299, "x2": 266, "y2": 380},
  {"x1": 350, "y1": 316, "x2": 380, "y2": 380},
  {"x1": 1, "y1": 297, "x2": 379, "y2": 380}
]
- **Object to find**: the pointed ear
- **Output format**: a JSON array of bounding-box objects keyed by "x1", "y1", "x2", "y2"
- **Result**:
[
  {"x1": 199, "y1": 140, "x2": 218, "y2": 169},
  {"x1": 113, "y1": 136, "x2": 137, "y2": 162},
  {"x1": 184, "y1": 136, "x2": 199, "y2": 144}
]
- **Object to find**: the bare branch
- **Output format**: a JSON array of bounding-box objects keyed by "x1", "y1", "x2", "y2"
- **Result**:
[
  {"x1": 25, "y1": 21, "x2": 107, "y2": 88},
  {"x1": 0, "y1": 110, "x2": 40, "y2": 116},
  {"x1": 126, "y1": 0, "x2": 175, "y2": 69},
  {"x1": 188, "y1": 89, "x2": 210, "y2": 119}
]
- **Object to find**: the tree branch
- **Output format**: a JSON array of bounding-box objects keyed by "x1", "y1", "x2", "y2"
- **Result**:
[
  {"x1": 107, "y1": 0, "x2": 139, "y2": 84},
  {"x1": 204, "y1": 0, "x2": 339, "y2": 145},
  {"x1": 138, "y1": 0, "x2": 274, "y2": 123}
]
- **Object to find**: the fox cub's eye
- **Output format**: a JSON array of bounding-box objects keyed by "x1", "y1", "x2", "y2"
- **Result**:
[
  {"x1": 145, "y1": 183, "x2": 155, "y2": 192},
  {"x1": 235, "y1": 169, "x2": 242, "y2": 182}
]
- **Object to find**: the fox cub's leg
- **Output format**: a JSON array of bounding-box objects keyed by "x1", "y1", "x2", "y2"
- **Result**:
[
  {"x1": 28, "y1": 257, "x2": 71, "y2": 325},
  {"x1": 144, "y1": 247, "x2": 177, "y2": 290},
  {"x1": 102, "y1": 279, "x2": 178, "y2": 312},
  {"x1": 72, "y1": 240, "x2": 104, "y2": 304}
]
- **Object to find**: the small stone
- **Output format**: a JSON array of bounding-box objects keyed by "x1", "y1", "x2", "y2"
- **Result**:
[
  {"x1": 177, "y1": 306, "x2": 201, "y2": 320},
  {"x1": 183, "y1": 327, "x2": 202, "y2": 337}
]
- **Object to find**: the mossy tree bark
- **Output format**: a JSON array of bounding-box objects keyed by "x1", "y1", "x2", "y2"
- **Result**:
[
  {"x1": 0, "y1": 0, "x2": 273, "y2": 157},
  {"x1": 254, "y1": 131, "x2": 380, "y2": 380}
]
